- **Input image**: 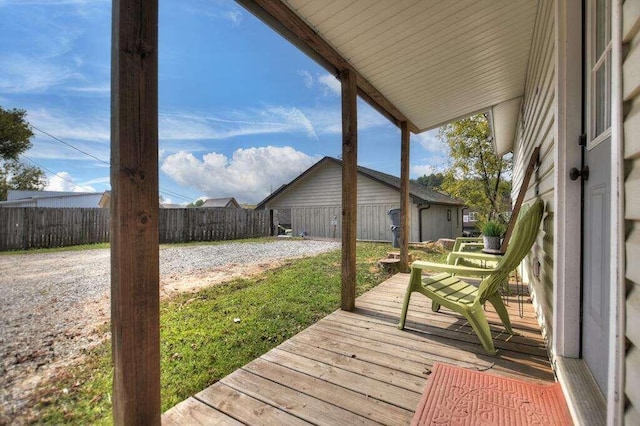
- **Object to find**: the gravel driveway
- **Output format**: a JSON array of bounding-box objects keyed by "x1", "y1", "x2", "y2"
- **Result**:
[{"x1": 0, "y1": 239, "x2": 339, "y2": 421}]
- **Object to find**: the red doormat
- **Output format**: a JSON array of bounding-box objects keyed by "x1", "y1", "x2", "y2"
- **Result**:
[{"x1": 412, "y1": 363, "x2": 572, "y2": 425}]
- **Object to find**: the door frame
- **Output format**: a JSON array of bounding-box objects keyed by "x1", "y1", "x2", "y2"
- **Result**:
[{"x1": 553, "y1": 0, "x2": 624, "y2": 423}]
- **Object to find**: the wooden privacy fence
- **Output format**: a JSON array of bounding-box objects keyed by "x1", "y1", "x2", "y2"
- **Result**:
[
  {"x1": 0, "y1": 208, "x2": 270, "y2": 251},
  {"x1": 0, "y1": 208, "x2": 109, "y2": 251},
  {"x1": 158, "y1": 208, "x2": 269, "y2": 243}
]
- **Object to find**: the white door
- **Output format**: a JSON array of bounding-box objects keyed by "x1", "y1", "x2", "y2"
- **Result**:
[{"x1": 581, "y1": 0, "x2": 611, "y2": 395}]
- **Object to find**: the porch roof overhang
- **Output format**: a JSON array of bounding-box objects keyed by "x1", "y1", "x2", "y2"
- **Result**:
[{"x1": 237, "y1": 0, "x2": 538, "y2": 150}]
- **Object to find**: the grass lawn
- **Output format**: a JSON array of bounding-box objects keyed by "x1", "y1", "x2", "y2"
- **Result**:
[
  {"x1": 0, "y1": 237, "x2": 280, "y2": 256},
  {"x1": 31, "y1": 241, "x2": 447, "y2": 424}
]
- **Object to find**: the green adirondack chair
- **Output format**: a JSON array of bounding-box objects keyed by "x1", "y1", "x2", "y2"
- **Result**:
[{"x1": 397, "y1": 199, "x2": 544, "y2": 355}]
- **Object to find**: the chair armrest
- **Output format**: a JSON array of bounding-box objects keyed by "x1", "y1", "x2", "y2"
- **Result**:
[
  {"x1": 410, "y1": 260, "x2": 497, "y2": 277},
  {"x1": 452, "y1": 237, "x2": 482, "y2": 252},
  {"x1": 447, "y1": 251, "x2": 503, "y2": 265}
]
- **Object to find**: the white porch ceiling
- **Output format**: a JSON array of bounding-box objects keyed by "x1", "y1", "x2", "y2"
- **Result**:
[{"x1": 282, "y1": 0, "x2": 539, "y2": 133}]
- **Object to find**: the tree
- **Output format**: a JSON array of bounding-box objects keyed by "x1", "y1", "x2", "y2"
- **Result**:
[
  {"x1": 413, "y1": 172, "x2": 444, "y2": 188},
  {"x1": 0, "y1": 107, "x2": 47, "y2": 200},
  {"x1": 438, "y1": 113, "x2": 512, "y2": 221},
  {"x1": 186, "y1": 198, "x2": 205, "y2": 208}
]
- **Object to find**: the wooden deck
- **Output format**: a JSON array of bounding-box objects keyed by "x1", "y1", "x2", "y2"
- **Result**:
[{"x1": 163, "y1": 273, "x2": 555, "y2": 425}]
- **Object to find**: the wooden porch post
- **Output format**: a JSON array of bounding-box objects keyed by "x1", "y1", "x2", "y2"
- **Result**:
[
  {"x1": 399, "y1": 121, "x2": 410, "y2": 272},
  {"x1": 341, "y1": 68, "x2": 357, "y2": 311},
  {"x1": 111, "y1": 0, "x2": 160, "y2": 424}
]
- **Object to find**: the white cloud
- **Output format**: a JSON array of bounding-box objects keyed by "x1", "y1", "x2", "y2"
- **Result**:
[
  {"x1": 161, "y1": 146, "x2": 319, "y2": 204},
  {"x1": 413, "y1": 129, "x2": 447, "y2": 155},
  {"x1": 0, "y1": 54, "x2": 81, "y2": 94},
  {"x1": 25, "y1": 109, "x2": 110, "y2": 164},
  {"x1": 159, "y1": 106, "x2": 318, "y2": 141},
  {"x1": 46, "y1": 172, "x2": 96, "y2": 192},
  {"x1": 28, "y1": 109, "x2": 110, "y2": 142},
  {"x1": 411, "y1": 164, "x2": 440, "y2": 177},
  {"x1": 268, "y1": 106, "x2": 317, "y2": 139},
  {"x1": 297, "y1": 72, "x2": 341, "y2": 97},
  {"x1": 298, "y1": 70, "x2": 314, "y2": 88},
  {"x1": 67, "y1": 85, "x2": 110, "y2": 94},
  {"x1": 318, "y1": 74, "x2": 341, "y2": 96},
  {"x1": 81, "y1": 176, "x2": 110, "y2": 186},
  {"x1": 223, "y1": 10, "x2": 242, "y2": 26},
  {"x1": 410, "y1": 129, "x2": 450, "y2": 178}
]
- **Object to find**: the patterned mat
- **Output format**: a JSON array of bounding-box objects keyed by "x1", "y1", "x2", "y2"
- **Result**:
[{"x1": 412, "y1": 363, "x2": 572, "y2": 425}]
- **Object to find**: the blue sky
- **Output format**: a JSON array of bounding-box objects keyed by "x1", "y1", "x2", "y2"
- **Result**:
[{"x1": 0, "y1": 0, "x2": 447, "y2": 205}]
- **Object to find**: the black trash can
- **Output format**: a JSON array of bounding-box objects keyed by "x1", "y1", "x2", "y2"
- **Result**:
[{"x1": 388, "y1": 208, "x2": 401, "y2": 248}]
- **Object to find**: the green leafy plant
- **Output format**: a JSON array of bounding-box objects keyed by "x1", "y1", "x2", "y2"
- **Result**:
[{"x1": 480, "y1": 220, "x2": 505, "y2": 237}]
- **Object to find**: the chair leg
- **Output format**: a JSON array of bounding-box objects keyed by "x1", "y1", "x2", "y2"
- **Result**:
[
  {"x1": 431, "y1": 302, "x2": 441, "y2": 312},
  {"x1": 465, "y1": 303, "x2": 497, "y2": 355},
  {"x1": 487, "y1": 293, "x2": 513, "y2": 335},
  {"x1": 398, "y1": 268, "x2": 421, "y2": 329}
]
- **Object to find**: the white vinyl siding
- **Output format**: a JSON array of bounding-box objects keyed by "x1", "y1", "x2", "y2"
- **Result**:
[
  {"x1": 623, "y1": 0, "x2": 640, "y2": 421},
  {"x1": 512, "y1": 0, "x2": 556, "y2": 347},
  {"x1": 264, "y1": 161, "x2": 459, "y2": 242}
]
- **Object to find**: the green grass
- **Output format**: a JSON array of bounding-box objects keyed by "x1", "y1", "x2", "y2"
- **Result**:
[
  {"x1": 29, "y1": 242, "x2": 447, "y2": 424},
  {"x1": 0, "y1": 242, "x2": 110, "y2": 256},
  {"x1": 159, "y1": 236, "x2": 281, "y2": 248},
  {"x1": 0, "y1": 237, "x2": 282, "y2": 256}
]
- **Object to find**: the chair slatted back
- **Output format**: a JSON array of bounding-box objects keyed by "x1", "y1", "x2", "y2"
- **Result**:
[{"x1": 475, "y1": 199, "x2": 544, "y2": 304}]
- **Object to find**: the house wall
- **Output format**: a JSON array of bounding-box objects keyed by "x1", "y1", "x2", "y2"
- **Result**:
[
  {"x1": 622, "y1": 0, "x2": 640, "y2": 422},
  {"x1": 265, "y1": 161, "x2": 458, "y2": 242},
  {"x1": 512, "y1": 0, "x2": 556, "y2": 348},
  {"x1": 7, "y1": 190, "x2": 79, "y2": 201},
  {"x1": 420, "y1": 205, "x2": 461, "y2": 242}
]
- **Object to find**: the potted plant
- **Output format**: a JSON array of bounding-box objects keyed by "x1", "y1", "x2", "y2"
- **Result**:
[{"x1": 480, "y1": 220, "x2": 506, "y2": 251}]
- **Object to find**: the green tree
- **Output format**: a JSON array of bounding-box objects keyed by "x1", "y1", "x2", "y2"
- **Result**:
[
  {"x1": 438, "y1": 113, "x2": 512, "y2": 221},
  {"x1": 187, "y1": 198, "x2": 205, "y2": 208},
  {"x1": 413, "y1": 172, "x2": 444, "y2": 188},
  {"x1": 0, "y1": 107, "x2": 47, "y2": 200}
]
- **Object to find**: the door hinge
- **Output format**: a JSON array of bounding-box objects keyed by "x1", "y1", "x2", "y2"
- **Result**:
[{"x1": 579, "y1": 133, "x2": 587, "y2": 146}]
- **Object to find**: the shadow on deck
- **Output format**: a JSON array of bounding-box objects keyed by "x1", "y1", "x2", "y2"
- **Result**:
[{"x1": 163, "y1": 273, "x2": 554, "y2": 425}]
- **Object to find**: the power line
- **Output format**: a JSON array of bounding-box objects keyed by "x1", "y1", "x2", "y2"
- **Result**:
[
  {"x1": 30, "y1": 125, "x2": 195, "y2": 203},
  {"x1": 23, "y1": 154, "x2": 193, "y2": 202},
  {"x1": 20, "y1": 155, "x2": 96, "y2": 192},
  {"x1": 31, "y1": 125, "x2": 110, "y2": 165}
]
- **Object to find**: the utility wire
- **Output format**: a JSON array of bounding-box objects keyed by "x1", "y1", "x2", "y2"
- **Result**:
[
  {"x1": 30, "y1": 125, "x2": 194, "y2": 203},
  {"x1": 31, "y1": 125, "x2": 110, "y2": 165},
  {"x1": 20, "y1": 155, "x2": 96, "y2": 192}
]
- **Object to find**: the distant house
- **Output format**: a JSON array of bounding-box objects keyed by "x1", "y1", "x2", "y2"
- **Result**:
[
  {"x1": 462, "y1": 209, "x2": 481, "y2": 236},
  {"x1": 256, "y1": 157, "x2": 465, "y2": 242},
  {"x1": 0, "y1": 190, "x2": 104, "y2": 208},
  {"x1": 201, "y1": 197, "x2": 241, "y2": 209},
  {"x1": 99, "y1": 191, "x2": 191, "y2": 209}
]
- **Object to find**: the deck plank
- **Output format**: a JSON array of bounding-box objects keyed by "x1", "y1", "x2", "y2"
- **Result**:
[
  {"x1": 161, "y1": 397, "x2": 244, "y2": 425},
  {"x1": 277, "y1": 339, "x2": 426, "y2": 392},
  {"x1": 163, "y1": 273, "x2": 556, "y2": 424},
  {"x1": 244, "y1": 358, "x2": 413, "y2": 425},
  {"x1": 221, "y1": 369, "x2": 377, "y2": 426},
  {"x1": 196, "y1": 383, "x2": 310, "y2": 426},
  {"x1": 259, "y1": 347, "x2": 421, "y2": 411},
  {"x1": 317, "y1": 315, "x2": 554, "y2": 381},
  {"x1": 355, "y1": 295, "x2": 546, "y2": 342}
]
